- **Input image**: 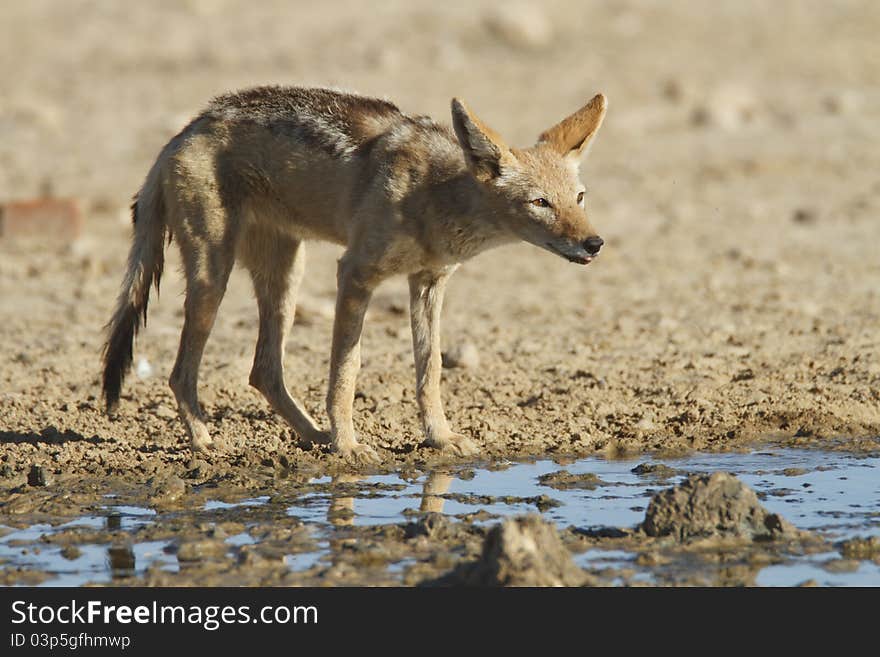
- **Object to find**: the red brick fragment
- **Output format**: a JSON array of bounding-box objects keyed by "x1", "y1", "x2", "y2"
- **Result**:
[{"x1": 0, "y1": 198, "x2": 84, "y2": 241}]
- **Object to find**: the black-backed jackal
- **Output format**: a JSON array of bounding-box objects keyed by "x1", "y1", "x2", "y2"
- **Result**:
[{"x1": 102, "y1": 86, "x2": 607, "y2": 464}]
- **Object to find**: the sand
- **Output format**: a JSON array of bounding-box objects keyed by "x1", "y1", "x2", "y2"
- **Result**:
[{"x1": 0, "y1": 2, "x2": 878, "y2": 580}]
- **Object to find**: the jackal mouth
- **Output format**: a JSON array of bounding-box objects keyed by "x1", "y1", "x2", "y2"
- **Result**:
[{"x1": 545, "y1": 242, "x2": 593, "y2": 265}]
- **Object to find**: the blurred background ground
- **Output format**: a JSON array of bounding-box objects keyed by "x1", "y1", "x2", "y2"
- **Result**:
[{"x1": 1, "y1": 1, "x2": 879, "y2": 477}]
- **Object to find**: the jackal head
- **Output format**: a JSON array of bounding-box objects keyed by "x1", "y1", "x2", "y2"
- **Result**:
[{"x1": 451, "y1": 94, "x2": 607, "y2": 265}]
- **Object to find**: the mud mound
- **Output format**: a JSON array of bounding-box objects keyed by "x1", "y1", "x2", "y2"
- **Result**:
[
  {"x1": 640, "y1": 472, "x2": 798, "y2": 542},
  {"x1": 538, "y1": 470, "x2": 605, "y2": 490},
  {"x1": 434, "y1": 515, "x2": 594, "y2": 586},
  {"x1": 837, "y1": 536, "x2": 880, "y2": 560}
]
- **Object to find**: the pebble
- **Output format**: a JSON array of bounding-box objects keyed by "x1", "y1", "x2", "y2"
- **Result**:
[
  {"x1": 148, "y1": 474, "x2": 186, "y2": 506},
  {"x1": 136, "y1": 358, "x2": 153, "y2": 380},
  {"x1": 27, "y1": 464, "x2": 47, "y2": 487},
  {"x1": 177, "y1": 540, "x2": 227, "y2": 562},
  {"x1": 60, "y1": 545, "x2": 82, "y2": 560},
  {"x1": 691, "y1": 84, "x2": 758, "y2": 130},
  {"x1": 837, "y1": 536, "x2": 880, "y2": 559},
  {"x1": 631, "y1": 463, "x2": 677, "y2": 478},
  {"x1": 154, "y1": 404, "x2": 177, "y2": 420},
  {"x1": 295, "y1": 298, "x2": 335, "y2": 325},
  {"x1": 484, "y1": 3, "x2": 553, "y2": 50},
  {"x1": 821, "y1": 91, "x2": 860, "y2": 115},
  {"x1": 441, "y1": 515, "x2": 593, "y2": 586},
  {"x1": 442, "y1": 341, "x2": 480, "y2": 369},
  {"x1": 792, "y1": 208, "x2": 817, "y2": 224}
]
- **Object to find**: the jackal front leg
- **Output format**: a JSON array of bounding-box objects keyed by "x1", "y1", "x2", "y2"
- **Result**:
[
  {"x1": 326, "y1": 260, "x2": 381, "y2": 465},
  {"x1": 409, "y1": 268, "x2": 477, "y2": 456}
]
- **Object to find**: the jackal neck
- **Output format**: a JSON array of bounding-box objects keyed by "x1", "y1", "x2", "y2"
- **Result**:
[{"x1": 419, "y1": 173, "x2": 517, "y2": 263}]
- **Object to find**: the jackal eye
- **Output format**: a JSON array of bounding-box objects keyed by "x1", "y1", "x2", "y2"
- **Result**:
[
  {"x1": 530, "y1": 198, "x2": 551, "y2": 208},
  {"x1": 577, "y1": 191, "x2": 585, "y2": 205}
]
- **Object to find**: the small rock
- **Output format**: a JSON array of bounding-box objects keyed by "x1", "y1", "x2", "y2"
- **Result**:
[
  {"x1": 781, "y1": 468, "x2": 808, "y2": 477},
  {"x1": 27, "y1": 465, "x2": 47, "y2": 487},
  {"x1": 631, "y1": 463, "x2": 677, "y2": 479},
  {"x1": 822, "y1": 558, "x2": 860, "y2": 574},
  {"x1": 176, "y1": 540, "x2": 228, "y2": 562},
  {"x1": 516, "y1": 340, "x2": 542, "y2": 355},
  {"x1": 185, "y1": 458, "x2": 210, "y2": 479},
  {"x1": 107, "y1": 545, "x2": 136, "y2": 575},
  {"x1": 640, "y1": 472, "x2": 801, "y2": 542},
  {"x1": 295, "y1": 298, "x2": 335, "y2": 325},
  {"x1": 155, "y1": 404, "x2": 177, "y2": 420},
  {"x1": 364, "y1": 44, "x2": 402, "y2": 72},
  {"x1": 0, "y1": 197, "x2": 84, "y2": 242},
  {"x1": 442, "y1": 341, "x2": 480, "y2": 369},
  {"x1": 484, "y1": 3, "x2": 554, "y2": 50},
  {"x1": 60, "y1": 545, "x2": 82, "y2": 560},
  {"x1": 691, "y1": 84, "x2": 758, "y2": 130},
  {"x1": 148, "y1": 475, "x2": 186, "y2": 506},
  {"x1": 404, "y1": 513, "x2": 450, "y2": 540},
  {"x1": 792, "y1": 208, "x2": 817, "y2": 225},
  {"x1": 434, "y1": 515, "x2": 594, "y2": 586},
  {"x1": 837, "y1": 536, "x2": 880, "y2": 559},
  {"x1": 821, "y1": 91, "x2": 860, "y2": 115},
  {"x1": 538, "y1": 470, "x2": 605, "y2": 490},
  {"x1": 135, "y1": 358, "x2": 153, "y2": 380},
  {"x1": 661, "y1": 78, "x2": 685, "y2": 103}
]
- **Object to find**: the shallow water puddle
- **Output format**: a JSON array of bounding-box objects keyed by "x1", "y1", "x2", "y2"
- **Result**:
[
  {"x1": 0, "y1": 506, "x2": 176, "y2": 586},
  {"x1": 289, "y1": 449, "x2": 879, "y2": 533},
  {"x1": 284, "y1": 448, "x2": 880, "y2": 585},
  {"x1": 2, "y1": 448, "x2": 878, "y2": 586},
  {"x1": 204, "y1": 495, "x2": 270, "y2": 511}
]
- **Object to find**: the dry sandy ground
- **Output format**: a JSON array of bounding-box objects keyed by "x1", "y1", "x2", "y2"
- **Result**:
[{"x1": 1, "y1": 1, "x2": 879, "y2": 487}]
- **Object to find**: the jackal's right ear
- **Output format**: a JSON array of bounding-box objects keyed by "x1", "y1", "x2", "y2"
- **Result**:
[{"x1": 451, "y1": 99, "x2": 511, "y2": 181}]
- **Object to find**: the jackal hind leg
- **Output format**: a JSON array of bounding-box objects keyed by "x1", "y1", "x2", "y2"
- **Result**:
[
  {"x1": 169, "y1": 228, "x2": 237, "y2": 453},
  {"x1": 240, "y1": 229, "x2": 326, "y2": 447}
]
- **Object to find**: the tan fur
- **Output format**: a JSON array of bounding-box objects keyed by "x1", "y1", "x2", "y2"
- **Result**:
[
  {"x1": 101, "y1": 86, "x2": 607, "y2": 465},
  {"x1": 539, "y1": 93, "x2": 607, "y2": 159}
]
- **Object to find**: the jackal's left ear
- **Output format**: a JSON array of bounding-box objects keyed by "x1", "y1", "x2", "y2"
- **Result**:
[
  {"x1": 451, "y1": 98, "x2": 512, "y2": 181},
  {"x1": 538, "y1": 93, "x2": 607, "y2": 163}
]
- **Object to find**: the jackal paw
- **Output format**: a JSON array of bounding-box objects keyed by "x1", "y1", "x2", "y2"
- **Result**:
[
  {"x1": 297, "y1": 430, "x2": 332, "y2": 450},
  {"x1": 190, "y1": 427, "x2": 216, "y2": 454},
  {"x1": 426, "y1": 432, "x2": 478, "y2": 457},
  {"x1": 335, "y1": 441, "x2": 381, "y2": 466}
]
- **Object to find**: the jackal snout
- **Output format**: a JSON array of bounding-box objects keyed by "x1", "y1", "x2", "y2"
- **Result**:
[{"x1": 583, "y1": 235, "x2": 604, "y2": 255}]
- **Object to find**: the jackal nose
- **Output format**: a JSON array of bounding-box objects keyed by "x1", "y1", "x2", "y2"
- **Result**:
[{"x1": 583, "y1": 236, "x2": 604, "y2": 255}]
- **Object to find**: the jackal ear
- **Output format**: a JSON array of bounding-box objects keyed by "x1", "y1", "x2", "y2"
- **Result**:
[
  {"x1": 451, "y1": 98, "x2": 511, "y2": 181},
  {"x1": 538, "y1": 93, "x2": 607, "y2": 163}
]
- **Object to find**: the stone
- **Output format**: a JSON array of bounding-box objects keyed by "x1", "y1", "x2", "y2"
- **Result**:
[
  {"x1": 484, "y1": 4, "x2": 553, "y2": 50},
  {"x1": 442, "y1": 341, "x2": 480, "y2": 369},
  {"x1": 641, "y1": 472, "x2": 800, "y2": 541},
  {"x1": 437, "y1": 515, "x2": 593, "y2": 586},
  {"x1": 0, "y1": 198, "x2": 83, "y2": 241}
]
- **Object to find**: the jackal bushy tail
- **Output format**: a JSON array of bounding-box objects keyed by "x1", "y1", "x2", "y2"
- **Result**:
[{"x1": 102, "y1": 161, "x2": 167, "y2": 411}]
